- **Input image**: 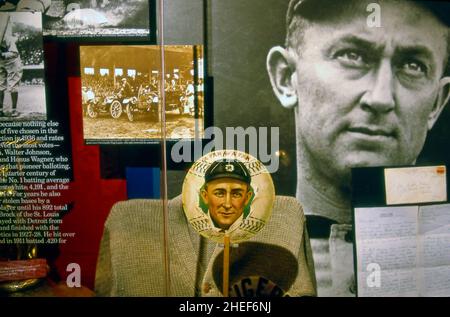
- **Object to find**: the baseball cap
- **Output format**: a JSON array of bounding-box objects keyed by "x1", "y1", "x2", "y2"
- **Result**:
[
  {"x1": 212, "y1": 242, "x2": 298, "y2": 297},
  {"x1": 204, "y1": 160, "x2": 251, "y2": 185},
  {"x1": 286, "y1": 0, "x2": 450, "y2": 28}
]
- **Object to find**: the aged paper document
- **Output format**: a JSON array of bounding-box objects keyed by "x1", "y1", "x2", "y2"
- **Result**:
[
  {"x1": 355, "y1": 206, "x2": 419, "y2": 297},
  {"x1": 418, "y1": 204, "x2": 450, "y2": 296},
  {"x1": 355, "y1": 204, "x2": 450, "y2": 297},
  {"x1": 384, "y1": 166, "x2": 446, "y2": 205}
]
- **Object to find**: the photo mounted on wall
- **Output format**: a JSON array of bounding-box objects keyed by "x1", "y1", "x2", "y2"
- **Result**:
[
  {"x1": 0, "y1": 12, "x2": 47, "y2": 121},
  {"x1": 10, "y1": 0, "x2": 152, "y2": 39},
  {"x1": 79, "y1": 45, "x2": 205, "y2": 144}
]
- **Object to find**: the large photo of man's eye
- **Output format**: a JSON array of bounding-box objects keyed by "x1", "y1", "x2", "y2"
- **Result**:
[
  {"x1": 398, "y1": 59, "x2": 428, "y2": 78},
  {"x1": 334, "y1": 49, "x2": 370, "y2": 68}
]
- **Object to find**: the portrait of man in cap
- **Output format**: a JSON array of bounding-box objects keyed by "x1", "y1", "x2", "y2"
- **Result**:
[
  {"x1": 267, "y1": 0, "x2": 450, "y2": 296},
  {"x1": 200, "y1": 160, "x2": 253, "y2": 232},
  {"x1": 184, "y1": 151, "x2": 275, "y2": 244}
]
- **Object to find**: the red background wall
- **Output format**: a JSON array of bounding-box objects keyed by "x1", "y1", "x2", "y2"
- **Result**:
[{"x1": 53, "y1": 76, "x2": 127, "y2": 289}]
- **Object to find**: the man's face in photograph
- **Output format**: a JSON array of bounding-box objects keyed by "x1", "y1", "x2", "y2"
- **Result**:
[
  {"x1": 285, "y1": 0, "x2": 450, "y2": 183},
  {"x1": 201, "y1": 178, "x2": 252, "y2": 230}
]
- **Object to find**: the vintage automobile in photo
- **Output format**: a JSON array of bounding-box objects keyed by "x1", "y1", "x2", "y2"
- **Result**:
[
  {"x1": 83, "y1": 85, "x2": 197, "y2": 122},
  {"x1": 85, "y1": 93, "x2": 123, "y2": 119},
  {"x1": 125, "y1": 87, "x2": 195, "y2": 122},
  {"x1": 124, "y1": 87, "x2": 159, "y2": 122}
]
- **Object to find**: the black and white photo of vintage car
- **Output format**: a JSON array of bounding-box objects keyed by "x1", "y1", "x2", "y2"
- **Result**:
[
  {"x1": 80, "y1": 45, "x2": 204, "y2": 143},
  {"x1": 82, "y1": 81, "x2": 160, "y2": 122}
]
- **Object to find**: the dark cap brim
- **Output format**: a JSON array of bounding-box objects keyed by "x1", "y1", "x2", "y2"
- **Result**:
[{"x1": 205, "y1": 173, "x2": 251, "y2": 185}]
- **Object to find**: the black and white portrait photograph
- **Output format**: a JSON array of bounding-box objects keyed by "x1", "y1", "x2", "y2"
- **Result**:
[
  {"x1": 0, "y1": 12, "x2": 46, "y2": 121},
  {"x1": 204, "y1": 0, "x2": 450, "y2": 297},
  {"x1": 1, "y1": 0, "x2": 151, "y2": 38},
  {"x1": 80, "y1": 45, "x2": 204, "y2": 144}
]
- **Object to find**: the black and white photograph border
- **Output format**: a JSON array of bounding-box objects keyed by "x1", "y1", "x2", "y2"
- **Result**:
[
  {"x1": 0, "y1": 12, "x2": 47, "y2": 121},
  {"x1": 40, "y1": 0, "x2": 151, "y2": 38}
]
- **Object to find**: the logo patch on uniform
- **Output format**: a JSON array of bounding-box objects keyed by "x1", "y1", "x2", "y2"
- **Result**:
[{"x1": 225, "y1": 164, "x2": 234, "y2": 172}]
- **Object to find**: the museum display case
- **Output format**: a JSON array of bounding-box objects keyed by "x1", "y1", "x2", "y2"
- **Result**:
[{"x1": 1, "y1": 0, "x2": 450, "y2": 299}]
